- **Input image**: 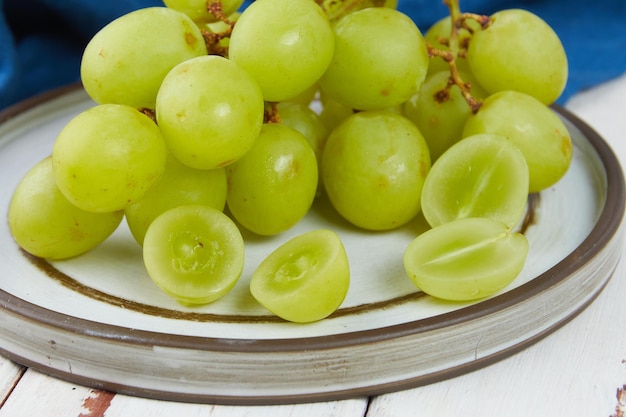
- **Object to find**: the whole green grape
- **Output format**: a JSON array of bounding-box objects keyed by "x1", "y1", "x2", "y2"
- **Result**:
[
  {"x1": 250, "y1": 229, "x2": 350, "y2": 323},
  {"x1": 163, "y1": 0, "x2": 243, "y2": 23},
  {"x1": 467, "y1": 9, "x2": 568, "y2": 104},
  {"x1": 403, "y1": 70, "x2": 486, "y2": 161},
  {"x1": 125, "y1": 154, "x2": 228, "y2": 246},
  {"x1": 319, "y1": 7, "x2": 429, "y2": 110},
  {"x1": 404, "y1": 217, "x2": 529, "y2": 301},
  {"x1": 156, "y1": 55, "x2": 264, "y2": 170},
  {"x1": 462, "y1": 90, "x2": 572, "y2": 193},
  {"x1": 228, "y1": 0, "x2": 335, "y2": 102},
  {"x1": 80, "y1": 7, "x2": 207, "y2": 110},
  {"x1": 421, "y1": 133, "x2": 529, "y2": 229},
  {"x1": 9, "y1": 157, "x2": 123, "y2": 260},
  {"x1": 322, "y1": 110, "x2": 431, "y2": 231},
  {"x1": 52, "y1": 104, "x2": 167, "y2": 213},
  {"x1": 143, "y1": 205, "x2": 244, "y2": 306},
  {"x1": 226, "y1": 123, "x2": 318, "y2": 236}
]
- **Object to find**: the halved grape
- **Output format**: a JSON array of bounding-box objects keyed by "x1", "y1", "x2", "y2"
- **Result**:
[
  {"x1": 404, "y1": 217, "x2": 529, "y2": 301},
  {"x1": 143, "y1": 205, "x2": 244, "y2": 306},
  {"x1": 8, "y1": 157, "x2": 123, "y2": 260},
  {"x1": 250, "y1": 229, "x2": 350, "y2": 323},
  {"x1": 421, "y1": 133, "x2": 529, "y2": 229}
]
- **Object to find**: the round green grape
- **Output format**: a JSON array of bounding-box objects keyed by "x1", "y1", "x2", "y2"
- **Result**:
[
  {"x1": 226, "y1": 123, "x2": 318, "y2": 236},
  {"x1": 403, "y1": 70, "x2": 486, "y2": 161},
  {"x1": 125, "y1": 154, "x2": 228, "y2": 246},
  {"x1": 143, "y1": 205, "x2": 244, "y2": 306},
  {"x1": 52, "y1": 104, "x2": 167, "y2": 213},
  {"x1": 404, "y1": 217, "x2": 529, "y2": 301},
  {"x1": 228, "y1": 0, "x2": 335, "y2": 102},
  {"x1": 462, "y1": 90, "x2": 573, "y2": 193},
  {"x1": 421, "y1": 133, "x2": 529, "y2": 229},
  {"x1": 250, "y1": 229, "x2": 350, "y2": 323},
  {"x1": 319, "y1": 7, "x2": 429, "y2": 110},
  {"x1": 322, "y1": 110, "x2": 431, "y2": 231},
  {"x1": 467, "y1": 9, "x2": 568, "y2": 104},
  {"x1": 156, "y1": 55, "x2": 264, "y2": 170},
  {"x1": 81, "y1": 7, "x2": 207, "y2": 109},
  {"x1": 9, "y1": 157, "x2": 123, "y2": 260}
]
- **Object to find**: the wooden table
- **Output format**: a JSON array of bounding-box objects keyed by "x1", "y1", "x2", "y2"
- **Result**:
[{"x1": 1, "y1": 75, "x2": 625, "y2": 417}]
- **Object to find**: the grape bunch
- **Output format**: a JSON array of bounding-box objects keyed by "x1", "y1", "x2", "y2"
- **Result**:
[{"x1": 7, "y1": 0, "x2": 571, "y2": 321}]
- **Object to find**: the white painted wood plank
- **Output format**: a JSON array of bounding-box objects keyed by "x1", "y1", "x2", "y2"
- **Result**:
[
  {"x1": 0, "y1": 369, "x2": 96, "y2": 416},
  {"x1": 366, "y1": 72, "x2": 626, "y2": 417},
  {"x1": 104, "y1": 394, "x2": 368, "y2": 417},
  {"x1": 0, "y1": 356, "x2": 23, "y2": 404}
]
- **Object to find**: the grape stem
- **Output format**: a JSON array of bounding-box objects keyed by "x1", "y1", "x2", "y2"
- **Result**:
[
  {"x1": 200, "y1": 1, "x2": 235, "y2": 57},
  {"x1": 264, "y1": 102, "x2": 281, "y2": 124},
  {"x1": 315, "y1": 0, "x2": 387, "y2": 22},
  {"x1": 428, "y1": 0, "x2": 490, "y2": 114}
]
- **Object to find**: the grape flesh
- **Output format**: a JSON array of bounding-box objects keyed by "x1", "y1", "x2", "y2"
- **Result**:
[
  {"x1": 228, "y1": 0, "x2": 335, "y2": 102},
  {"x1": 156, "y1": 55, "x2": 264, "y2": 170},
  {"x1": 52, "y1": 104, "x2": 167, "y2": 213},
  {"x1": 80, "y1": 7, "x2": 207, "y2": 110},
  {"x1": 250, "y1": 229, "x2": 350, "y2": 323},
  {"x1": 421, "y1": 133, "x2": 529, "y2": 229},
  {"x1": 125, "y1": 155, "x2": 228, "y2": 246},
  {"x1": 462, "y1": 90, "x2": 573, "y2": 193},
  {"x1": 143, "y1": 205, "x2": 244, "y2": 306},
  {"x1": 226, "y1": 123, "x2": 318, "y2": 236},
  {"x1": 319, "y1": 7, "x2": 429, "y2": 110},
  {"x1": 163, "y1": 0, "x2": 243, "y2": 23},
  {"x1": 322, "y1": 111, "x2": 431, "y2": 230},
  {"x1": 467, "y1": 9, "x2": 568, "y2": 104},
  {"x1": 9, "y1": 157, "x2": 123, "y2": 260},
  {"x1": 404, "y1": 217, "x2": 529, "y2": 301}
]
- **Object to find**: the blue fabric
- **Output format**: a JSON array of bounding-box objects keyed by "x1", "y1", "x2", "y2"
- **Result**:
[{"x1": 1, "y1": 0, "x2": 624, "y2": 110}]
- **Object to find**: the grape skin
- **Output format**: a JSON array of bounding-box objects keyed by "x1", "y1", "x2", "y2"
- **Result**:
[{"x1": 163, "y1": 0, "x2": 243, "y2": 23}]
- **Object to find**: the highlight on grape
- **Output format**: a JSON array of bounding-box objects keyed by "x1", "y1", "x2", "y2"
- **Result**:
[{"x1": 7, "y1": 0, "x2": 572, "y2": 321}]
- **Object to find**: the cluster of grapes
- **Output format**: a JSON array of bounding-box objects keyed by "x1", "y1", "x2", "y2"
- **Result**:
[{"x1": 7, "y1": 0, "x2": 571, "y2": 322}]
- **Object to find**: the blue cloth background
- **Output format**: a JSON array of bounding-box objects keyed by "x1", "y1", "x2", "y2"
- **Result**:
[{"x1": 1, "y1": 0, "x2": 625, "y2": 110}]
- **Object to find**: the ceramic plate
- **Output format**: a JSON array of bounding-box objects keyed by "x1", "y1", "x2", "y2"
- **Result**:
[{"x1": 0, "y1": 85, "x2": 624, "y2": 405}]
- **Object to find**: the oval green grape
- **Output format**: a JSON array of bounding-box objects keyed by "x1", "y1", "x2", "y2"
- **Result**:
[
  {"x1": 250, "y1": 229, "x2": 350, "y2": 323},
  {"x1": 143, "y1": 205, "x2": 244, "y2": 306},
  {"x1": 9, "y1": 157, "x2": 123, "y2": 260},
  {"x1": 404, "y1": 217, "x2": 529, "y2": 301}
]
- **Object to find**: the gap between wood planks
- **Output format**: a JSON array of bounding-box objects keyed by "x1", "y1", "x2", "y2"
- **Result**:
[{"x1": 0, "y1": 367, "x2": 26, "y2": 410}]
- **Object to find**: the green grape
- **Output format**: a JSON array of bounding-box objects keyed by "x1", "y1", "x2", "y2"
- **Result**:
[
  {"x1": 81, "y1": 7, "x2": 207, "y2": 110},
  {"x1": 125, "y1": 154, "x2": 228, "y2": 246},
  {"x1": 8, "y1": 157, "x2": 123, "y2": 260},
  {"x1": 319, "y1": 92, "x2": 355, "y2": 132},
  {"x1": 403, "y1": 70, "x2": 486, "y2": 161},
  {"x1": 143, "y1": 205, "x2": 244, "y2": 306},
  {"x1": 282, "y1": 83, "x2": 318, "y2": 107},
  {"x1": 163, "y1": 0, "x2": 243, "y2": 23},
  {"x1": 421, "y1": 133, "x2": 529, "y2": 229},
  {"x1": 424, "y1": 16, "x2": 477, "y2": 76},
  {"x1": 156, "y1": 55, "x2": 264, "y2": 170},
  {"x1": 250, "y1": 229, "x2": 350, "y2": 323},
  {"x1": 320, "y1": 0, "x2": 398, "y2": 22},
  {"x1": 462, "y1": 90, "x2": 573, "y2": 193},
  {"x1": 277, "y1": 101, "x2": 328, "y2": 172},
  {"x1": 52, "y1": 104, "x2": 167, "y2": 213},
  {"x1": 404, "y1": 217, "x2": 529, "y2": 301},
  {"x1": 467, "y1": 9, "x2": 568, "y2": 105},
  {"x1": 226, "y1": 123, "x2": 318, "y2": 236},
  {"x1": 228, "y1": 0, "x2": 335, "y2": 102},
  {"x1": 319, "y1": 7, "x2": 429, "y2": 110},
  {"x1": 322, "y1": 110, "x2": 431, "y2": 231}
]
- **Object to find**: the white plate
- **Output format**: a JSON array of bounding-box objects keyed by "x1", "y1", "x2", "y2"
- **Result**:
[{"x1": 0, "y1": 85, "x2": 624, "y2": 404}]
